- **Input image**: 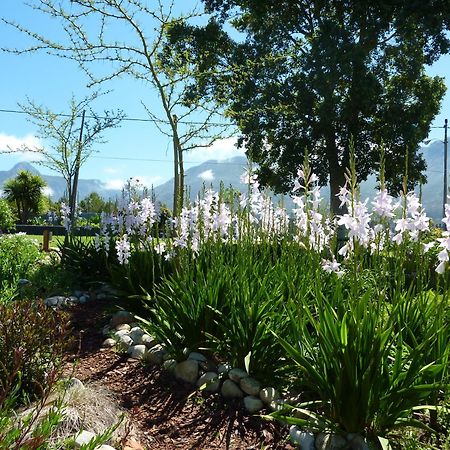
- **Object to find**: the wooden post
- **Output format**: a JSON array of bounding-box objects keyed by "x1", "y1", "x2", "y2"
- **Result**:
[{"x1": 42, "y1": 229, "x2": 52, "y2": 252}]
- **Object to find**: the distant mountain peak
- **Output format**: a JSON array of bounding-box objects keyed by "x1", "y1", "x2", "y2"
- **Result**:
[{"x1": 9, "y1": 161, "x2": 41, "y2": 174}]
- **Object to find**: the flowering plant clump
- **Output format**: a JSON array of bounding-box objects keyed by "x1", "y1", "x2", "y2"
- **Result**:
[
  {"x1": 92, "y1": 160, "x2": 450, "y2": 278},
  {"x1": 91, "y1": 156, "x2": 449, "y2": 447}
]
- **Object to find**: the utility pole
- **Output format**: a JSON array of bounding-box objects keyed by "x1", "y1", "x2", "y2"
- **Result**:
[
  {"x1": 70, "y1": 109, "x2": 85, "y2": 226},
  {"x1": 444, "y1": 118, "x2": 448, "y2": 220}
]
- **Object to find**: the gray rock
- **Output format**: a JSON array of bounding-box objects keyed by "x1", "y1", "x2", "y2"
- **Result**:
[
  {"x1": 145, "y1": 345, "x2": 166, "y2": 365},
  {"x1": 127, "y1": 344, "x2": 147, "y2": 360},
  {"x1": 101, "y1": 324, "x2": 111, "y2": 336},
  {"x1": 118, "y1": 334, "x2": 133, "y2": 347},
  {"x1": 289, "y1": 426, "x2": 315, "y2": 450},
  {"x1": 68, "y1": 377, "x2": 85, "y2": 390},
  {"x1": 174, "y1": 360, "x2": 199, "y2": 384},
  {"x1": 44, "y1": 296, "x2": 66, "y2": 307},
  {"x1": 110, "y1": 310, "x2": 133, "y2": 327},
  {"x1": 18, "y1": 278, "x2": 31, "y2": 287},
  {"x1": 260, "y1": 387, "x2": 280, "y2": 405},
  {"x1": 140, "y1": 333, "x2": 157, "y2": 348},
  {"x1": 162, "y1": 359, "x2": 177, "y2": 372},
  {"x1": 115, "y1": 323, "x2": 131, "y2": 332},
  {"x1": 221, "y1": 379, "x2": 244, "y2": 399},
  {"x1": 240, "y1": 377, "x2": 261, "y2": 396},
  {"x1": 114, "y1": 329, "x2": 130, "y2": 338},
  {"x1": 315, "y1": 433, "x2": 347, "y2": 450},
  {"x1": 244, "y1": 395, "x2": 264, "y2": 413},
  {"x1": 200, "y1": 360, "x2": 217, "y2": 372},
  {"x1": 67, "y1": 296, "x2": 79, "y2": 304},
  {"x1": 188, "y1": 351, "x2": 207, "y2": 362},
  {"x1": 74, "y1": 430, "x2": 96, "y2": 448},
  {"x1": 78, "y1": 296, "x2": 87, "y2": 304},
  {"x1": 218, "y1": 363, "x2": 231, "y2": 375},
  {"x1": 73, "y1": 290, "x2": 83, "y2": 298},
  {"x1": 197, "y1": 372, "x2": 220, "y2": 392},
  {"x1": 96, "y1": 293, "x2": 107, "y2": 300},
  {"x1": 228, "y1": 368, "x2": 249, "y2": 383},
  {"x1": 129, "y1": 327, "x2": 145, "y2": 343},
  {"x1": 102, "y1": 338, "x2": 116, "y2": 348},
  {"x1": 347, "y1": 434, "x2": 371, "y2": 450}
]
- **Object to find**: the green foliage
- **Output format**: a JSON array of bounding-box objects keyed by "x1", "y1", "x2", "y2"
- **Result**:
[
  {"x1": 0, "y1": 298, "x2": 72, "y2": 404},
  {"x1": 142, "y1": 238, "x2": 313, "y2": 383},
  {"x1": 108, "y1": 246, "x2": 173, "y2": 298},
  {"x1": 173, "y1": 1, "x2": 450, "y2": 212},
  {"x1": 271, "y1": 285, "x2": 449, "y2": 443},
  {"x1": 0, "y1": 198, "x2": 16, "y2": 232},
  {"x1": 0, "y1": 371, "x2": 65, "y2": 450},
  {"x1": 0, "y1": 234, "x2": 41, "y2": 295},
  {"x1": 3, "y1": 170, "x2": 47, "y2": 223},
  {"x1": 79, "y1": 192, "x2": 116, "y2": 214},
  {"x1": 59, "y1": 235, "x2": 111, "y2": 282}
]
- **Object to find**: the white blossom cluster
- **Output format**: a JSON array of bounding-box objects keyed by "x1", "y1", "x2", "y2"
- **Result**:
[{"x1": 93, "y1": 166, "x2": 449, "y2": 276}]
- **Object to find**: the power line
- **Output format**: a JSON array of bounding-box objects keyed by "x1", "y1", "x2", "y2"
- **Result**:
[
  {"x1": 0, "y1": 107, "x2": 232, "y2": 127},
  {"x1": 91, "y1": 155, "x2": 246, "y2": 165}
]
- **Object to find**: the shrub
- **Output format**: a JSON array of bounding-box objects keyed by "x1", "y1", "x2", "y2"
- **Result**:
[
  {"x1": 0, "y1": 298, "x2": 72, "y2": 404},
  {"x1": 0, "y1": 198, "x2": 15, "y2": 232},
  {"x1": 0, "y1": 234, "x2": 41, "y2": 293}
]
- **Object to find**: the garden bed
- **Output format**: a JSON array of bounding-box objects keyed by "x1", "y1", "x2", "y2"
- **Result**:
[{"x1": 64, "y1": 299, "x2": 294, "y2": 450}]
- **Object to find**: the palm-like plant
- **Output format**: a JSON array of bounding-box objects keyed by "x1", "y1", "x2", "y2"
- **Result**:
[{"x1": 3, "y1": 170, "x2": 46, "y2": 224}]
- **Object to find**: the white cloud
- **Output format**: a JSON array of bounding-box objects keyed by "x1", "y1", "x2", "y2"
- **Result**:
[
  {"x1": 103, "y1": 175, "x2": 164, "y2": 191},
  {"x1": 198, "y1": 169, "x2": 214, "y2": 181},
  {"x1": 186, "y1": 137, "x2": 245, "y2": 163},
  {"x1": 104, "y1": 178, "x2": 126, "y2": 190},
  {"x1": 42, "y1": 186, "x2": 54, "y2": 197},
  {"x1": 0, "y1": 132, "x2": 44, "y2": 162},
  {"x1": 133, "y1": 175, "x2": 164, "y2": 187}
]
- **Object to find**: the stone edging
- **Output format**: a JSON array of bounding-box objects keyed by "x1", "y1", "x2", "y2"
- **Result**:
[{"x1": 103, "y1": 310, "x2": 372, "y2": 450}]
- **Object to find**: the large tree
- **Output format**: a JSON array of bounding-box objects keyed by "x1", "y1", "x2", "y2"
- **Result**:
[
  {"x1": 172, "y1": 0, "x2": 449, "y2": 213},
  {"x1": 2, "y1": 0, "x2": 234, "y2": 216}
]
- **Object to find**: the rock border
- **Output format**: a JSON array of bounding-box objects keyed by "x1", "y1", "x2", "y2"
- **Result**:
[{"x1": 102, "y1": 310, "x2": 371, "y2": 450}]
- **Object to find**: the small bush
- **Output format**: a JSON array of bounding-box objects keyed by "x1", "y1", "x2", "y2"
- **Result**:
[
  {"x1": 0, "y1": 199, "x2": 15, "y2": 232},
  {"x1": 0, "y1": 298, "x2": 72, "y2": 404},
  {"x1": 0, "y1": 234, "x2": 41, "y2": 293}
]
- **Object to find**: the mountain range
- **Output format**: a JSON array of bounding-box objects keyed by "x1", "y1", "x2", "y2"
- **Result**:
[{"x1": 0, "y1": 140, "x2": 448, "y2": 222}]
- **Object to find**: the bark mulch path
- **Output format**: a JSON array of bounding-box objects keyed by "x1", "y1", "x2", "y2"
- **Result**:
[{"x1": 64, "y1": 300, "x2": 296, "y2": 450}]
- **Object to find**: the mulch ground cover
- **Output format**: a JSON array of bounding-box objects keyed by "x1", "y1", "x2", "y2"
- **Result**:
[{"x1": 64, "y1": 300, "x2": 295, "y2": 450}]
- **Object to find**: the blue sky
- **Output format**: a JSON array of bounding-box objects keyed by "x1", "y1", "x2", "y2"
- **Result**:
[{"x1": 0, "y1": 0, "x2": 449, "y2": 192}]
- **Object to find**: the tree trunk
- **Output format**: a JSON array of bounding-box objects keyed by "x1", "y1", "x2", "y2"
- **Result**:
[
  {"x1": 325, "y1": 126, "x2": 348, "y2": 216},
  {"x1": 172, "y1": 129, "x2": 180, "y2": 216},
  {"x1": 69, "y1": 109, "x2": 85, "y2": 226}
]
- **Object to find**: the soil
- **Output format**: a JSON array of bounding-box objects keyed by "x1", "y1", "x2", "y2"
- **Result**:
[{"x1": 64, "y1": 299, "x2": 296, "y2": 450}]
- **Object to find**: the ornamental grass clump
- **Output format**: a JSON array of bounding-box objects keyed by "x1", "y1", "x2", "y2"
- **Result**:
[{"x1": 272, "y1": 284, "x2": 449, "y2": 445}]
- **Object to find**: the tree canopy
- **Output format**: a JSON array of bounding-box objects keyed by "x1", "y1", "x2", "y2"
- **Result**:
[{"x1": 173, "y1": 0, "x2": 449, "y2": 212}]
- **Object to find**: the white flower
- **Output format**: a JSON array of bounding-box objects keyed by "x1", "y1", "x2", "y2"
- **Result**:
[
  {"x1": 115, "y1": 234, "x2": 131, "y2": 265},
  {"x1": 372, "y1": 189, "x2": 397, "y2": 218},
  {"x1": 322, "y1": 258, "x2": 344, "y2": 277},
  {"x1": 436, "y1": 260, "x2": 446, "y2": 274}
]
